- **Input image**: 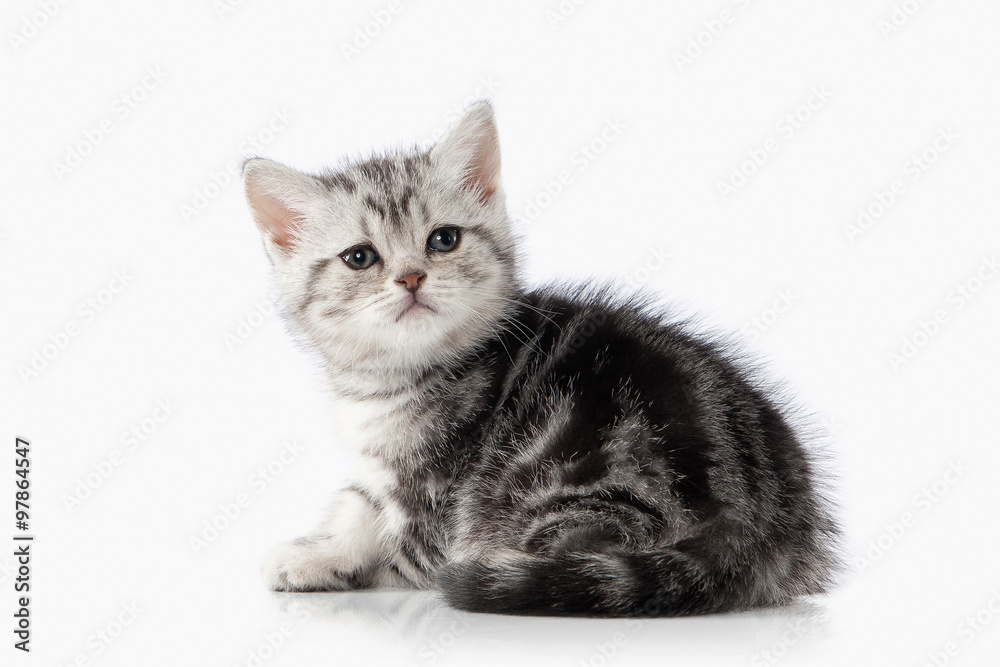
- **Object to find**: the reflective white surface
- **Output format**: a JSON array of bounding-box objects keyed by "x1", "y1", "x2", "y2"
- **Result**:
[{"x1": 5, "y1": 0, "x2": 1000, "y2": 665}]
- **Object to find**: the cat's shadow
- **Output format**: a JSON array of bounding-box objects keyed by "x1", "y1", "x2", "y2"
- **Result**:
[{"x1": 273, "y1": 589, "x2": 835, "y2": 659}]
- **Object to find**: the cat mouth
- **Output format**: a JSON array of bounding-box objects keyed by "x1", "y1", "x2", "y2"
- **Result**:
[{"x1": 395, "y1": 298, "x2": 436, "y2": 322}]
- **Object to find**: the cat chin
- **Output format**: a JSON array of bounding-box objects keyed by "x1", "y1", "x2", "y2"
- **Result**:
[
  {"x1": 315, "y1": 316, "x2": 483, "y2": 370},
  {"x1": 390, "y1": 323, "x2": 489, "y2": 368},
  {"x1": 393, "y1": 300, "x2": 435, "y2": 322}
]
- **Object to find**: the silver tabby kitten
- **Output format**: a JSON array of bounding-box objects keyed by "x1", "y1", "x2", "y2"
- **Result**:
[{"x1": 243, "y1": 102, "x2": 840, "y2": 616}]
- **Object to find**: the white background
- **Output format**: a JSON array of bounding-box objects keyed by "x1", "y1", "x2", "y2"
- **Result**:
[{"x1": 4, "y1": 1, "x2": 1000, "y2": 665}]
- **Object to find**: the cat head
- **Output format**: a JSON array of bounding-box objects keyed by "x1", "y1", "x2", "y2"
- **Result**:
[{"x1": 243, "y1": 102, "x2": 519, "y2": 372}]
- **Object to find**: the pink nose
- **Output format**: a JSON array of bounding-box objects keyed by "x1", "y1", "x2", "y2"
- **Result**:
[{"x1": 395, "y1": 272, "x2": 426, "y2": 292}]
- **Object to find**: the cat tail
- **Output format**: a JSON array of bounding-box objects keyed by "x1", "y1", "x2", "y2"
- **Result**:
[{"x1": 437, "y1": 546, "x2": 803, "y2": 617}]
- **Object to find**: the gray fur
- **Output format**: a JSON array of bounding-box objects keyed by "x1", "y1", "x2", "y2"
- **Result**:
[{"x1": 243, "y1": 102, "x2": 841, "y2": 616}]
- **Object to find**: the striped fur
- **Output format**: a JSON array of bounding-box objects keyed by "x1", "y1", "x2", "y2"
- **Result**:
[{"x1": 243, "y1": 102, "x2": 841, "y2": 616}]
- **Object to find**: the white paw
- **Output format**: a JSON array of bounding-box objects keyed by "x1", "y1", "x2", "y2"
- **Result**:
[{"x1": 262, "y1": 539, "x2": 352, "y2": 592}]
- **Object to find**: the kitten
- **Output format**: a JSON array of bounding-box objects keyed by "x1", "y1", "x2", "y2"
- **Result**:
[{"x1": 242, "y1": 102, "x2": 841, "y2": 616}]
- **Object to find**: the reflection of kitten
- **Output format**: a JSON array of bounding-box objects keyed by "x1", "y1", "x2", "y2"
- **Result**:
[{"x1": 243, "y1": 103, "x2": 840, "y2": 616}]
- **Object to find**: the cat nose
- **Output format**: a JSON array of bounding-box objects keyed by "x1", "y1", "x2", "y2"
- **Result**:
[{"x1": 395, "y1": 271, "x2": 427, "y2": 292}]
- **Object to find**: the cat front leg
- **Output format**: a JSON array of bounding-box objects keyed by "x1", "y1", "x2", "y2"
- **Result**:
[{"x1": 263, "y1": 487, "x2": 390, "y2": 591}]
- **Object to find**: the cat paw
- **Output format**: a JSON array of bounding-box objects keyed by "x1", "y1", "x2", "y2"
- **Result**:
[{"x1": 262, "y1": 539, "x2": 352, "y2": 592}]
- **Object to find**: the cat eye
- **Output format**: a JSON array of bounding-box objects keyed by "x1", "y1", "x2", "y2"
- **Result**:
[
  {"x1": 341, "y1": 245, "x2": 379, "y2": 270},
  {"x1": 427, "y1": 227, "x2": 460, "y2": 253}
]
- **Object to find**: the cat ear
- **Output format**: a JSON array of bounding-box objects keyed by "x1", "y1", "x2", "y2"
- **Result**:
[
  {"x1": 431, "y1": 102, "x2": 502, "y2": 204},
  {"x1": 242, "y1": 158, "x2": 323, "y2": 252}
]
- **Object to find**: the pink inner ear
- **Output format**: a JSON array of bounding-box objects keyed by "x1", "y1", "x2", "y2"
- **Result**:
[
  {"x1": 249, "y1": 189, "x2": 301, "y2": 249},
  {"x1": 466, "y1": 157, "x2": 499, "y2": 204},
  {"x1": 456, "y1": 123, "x2": 501, "y2": 204}
]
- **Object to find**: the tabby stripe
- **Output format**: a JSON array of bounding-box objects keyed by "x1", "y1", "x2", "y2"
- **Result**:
[
  {"x1": 298, "y1": 257, "x2": 334, "y2": 314},
  {"x1": 321, "y1": 170, "x2": 358, "y2": 194},
  {"x1": 363, "y1": 194, "x2": 388, "y2": 221},
  {"x1": 397, "y1": 541, "x2": 431, "y2": 575},
  {"x1": 347, "y1": 485, "x2": 384, "y2": 511},
  {"x1": 333, "y1": 363, "x2": 442, "y2": 401}
]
